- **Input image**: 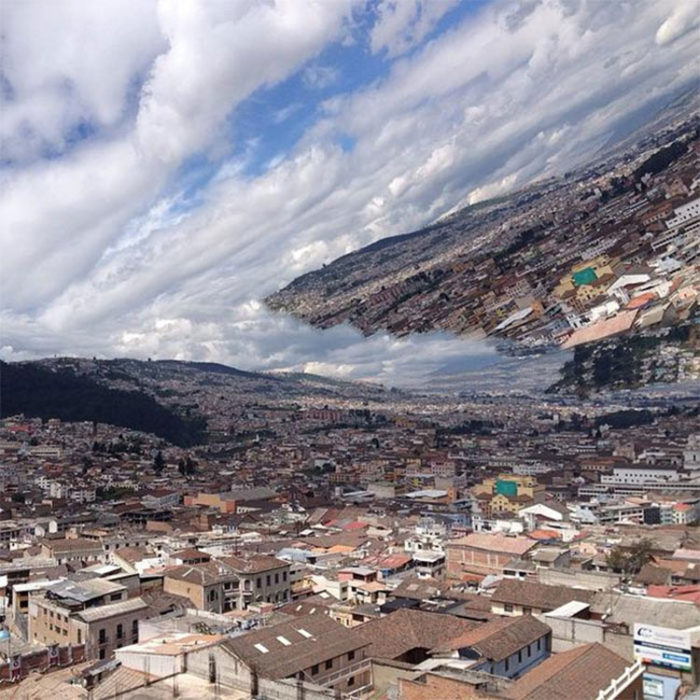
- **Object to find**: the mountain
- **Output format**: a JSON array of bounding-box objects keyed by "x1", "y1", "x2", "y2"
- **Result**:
[
  {"x1": 0, "y1": 360, "x2": 206, "y2": 447},
  {"x1": 0, "y1": 357, "x2": 391, "y2": 446},
  {"x1": 266, "y1": 108, "x2": 698, "y2": 358}
]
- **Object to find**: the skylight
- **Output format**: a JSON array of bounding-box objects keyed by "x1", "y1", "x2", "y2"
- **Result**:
[
  {"x1": 297, "y1": 628, "x2": 312, "y2": 639},
  {"x1": 254, "y1": 643, "x2": 269, "y2": 653},
  {"x1": 277, "y1": 636, "x2": 291, "y2": 646}
]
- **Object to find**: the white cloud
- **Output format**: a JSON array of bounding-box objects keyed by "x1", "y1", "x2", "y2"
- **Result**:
[
  {"x1": 1, "y1": 0, "x2": 698, "y2": 389},
  {"x1": 370, "y1": 0, "x2": 460, "y2": 57},
  {"x1": 303, "y1": 64, "x2": 340, "y2": 89}
]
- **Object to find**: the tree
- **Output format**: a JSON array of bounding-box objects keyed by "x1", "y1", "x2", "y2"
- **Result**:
[
  {"x1": 605, "y1": 538, "x2": 655, "y2": 575},
  {"x1": 153, "y1": 450, "x2": 166, "y2": 475},
  {"x1": 178, "y1": 458, "x2": 186, "y2": 476},
  {"x1": 186, "y1": 456, "x2": 197, "y2": 475}
]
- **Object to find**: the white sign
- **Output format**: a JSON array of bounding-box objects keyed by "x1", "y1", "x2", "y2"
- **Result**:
[
  {"x1": 633, "y1": 623, "x2": 697, "y2": 672},
  {"x1": 633, "y1": 623, "x2": 693, "y2": 650},
  {"x1": 634, "y1": 643, "x2": 691, "y2": 672}
]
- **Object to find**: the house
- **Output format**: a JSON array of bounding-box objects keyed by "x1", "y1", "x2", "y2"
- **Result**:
[
  {"x1": 40, "y1": 538, "x2": 105, "y2": 565},
  {"x1": 353, "y1": 608, "x2": 477, "y2": 664},
  {"x1": 162, "y1": 561, "x2": 240, "y2": 613},
  {"x1": 432, "y1": 615, "x2": 552, "y2": 679},
  {"x1": 446, "y1": 533, "x2": 537, "y2": 581},
  {"x1": 224, "y1": 613, "x2": 371, "y2": 694},
  {"x1": 502, "y1": 642, "x2": 643, "y2": 699},
  {"x1": 221, "y1": 554, "x2": 291, "y2": 608},
  {"x1": 490, "y1": 580, "x2": 594, "y2": 616},
  {"x1": 27, "y1": 579, "x2": 149, "y2": 660}
]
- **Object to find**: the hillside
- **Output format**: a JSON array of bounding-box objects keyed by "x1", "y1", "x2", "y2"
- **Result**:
[
  {"x1": 266, "y1": 107, "x2": 699, "y2": 357},
  {"x1": 0, "y1": 357, "x2": 392, "y2": 447},
  {"x1": 0, "y1": 360, "x2": 207, "y2": 447}
]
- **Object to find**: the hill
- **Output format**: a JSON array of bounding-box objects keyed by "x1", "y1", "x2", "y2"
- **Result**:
[
  {"x1": 0, "y1": 360, "x2": 207, "y2": 447},
  {"x1": 0, "y1": 357, "x2": 391, "y2": 446}
]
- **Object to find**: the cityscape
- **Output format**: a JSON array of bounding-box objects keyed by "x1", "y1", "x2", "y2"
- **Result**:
[{"x1": 0, "y1": 1, "x2": 699, "y2": 699}]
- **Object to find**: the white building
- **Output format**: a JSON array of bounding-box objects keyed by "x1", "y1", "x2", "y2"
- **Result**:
[{"x1": 665, "y1": 197, "x2": 700, "y2": 228}]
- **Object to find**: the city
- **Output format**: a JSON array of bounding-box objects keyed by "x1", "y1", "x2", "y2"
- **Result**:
[{"x1": 1, "y1": 1, "x2": 699, "y2": 699}]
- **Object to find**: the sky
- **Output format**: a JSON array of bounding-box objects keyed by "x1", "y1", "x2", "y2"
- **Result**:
[{"x1": 1, "y1": 0, "x2": 698, "y2": 388}]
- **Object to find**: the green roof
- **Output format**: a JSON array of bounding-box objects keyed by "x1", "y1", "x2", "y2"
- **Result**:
[{"x1": 572, "y1": 266, "x2": 598, "y2": 286}]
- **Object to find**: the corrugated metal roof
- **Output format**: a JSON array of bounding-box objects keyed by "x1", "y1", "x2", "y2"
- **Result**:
[{"x1": 75, "y1": 597, "x2": 148, "y2": 622}]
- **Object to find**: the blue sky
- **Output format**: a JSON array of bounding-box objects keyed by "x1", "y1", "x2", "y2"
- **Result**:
[{"x1": 1, "y1": 0, "x2": 698, "y2": 387}]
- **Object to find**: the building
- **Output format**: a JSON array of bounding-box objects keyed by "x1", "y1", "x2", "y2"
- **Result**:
[
  {"x1": 433, "y1": 614, "x2": 552, "y2": 679},
  {"x1": 490, "y1": 579, "x2": 595, "y2": 617},
  {"x1": 27, "y1": 579, "x2": 148, "y2": 660},
  {"x1": 222, "y1": 555, "x2": 292, "y2": 608},
  {"x1": 225, "y1": 613, "x2": 371, "y2": 694},
  {"x1": 503, "y1": 642, "x2": 643, "y2": 700},
  {"x1": 162, "y1": 561, "x2": 241, "y2": 613},
  {"x1": 446, "y1": 533, "x2": 536, "y2": 581}
]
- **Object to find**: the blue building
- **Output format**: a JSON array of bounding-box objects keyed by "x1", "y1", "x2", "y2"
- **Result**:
[{"x1": 434, "y1": 614, "x2": 551, "y2": 679}]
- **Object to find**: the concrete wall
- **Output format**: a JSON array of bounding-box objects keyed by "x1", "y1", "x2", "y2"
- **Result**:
[
  {"x1": 538, "y1": 568, "x2": 620, "y2": 590},
  {"x1": 543, "y1": 615, "x2": 633, "y2": 660}
]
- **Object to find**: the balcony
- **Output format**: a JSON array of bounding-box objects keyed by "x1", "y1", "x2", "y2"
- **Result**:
[{"x1": 321, "y1": 658, "x2": 371, "y2": 687}]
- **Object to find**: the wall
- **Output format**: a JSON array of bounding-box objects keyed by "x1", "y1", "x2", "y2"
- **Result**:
[
  {"x1": 477, "y1": 636, "x2": 549, "y2": 679},
  {"x1": 399, "y1": 673, "x2": 482, "y2": 699},
  {"x1": 371, "y1": 658, "x2": 419, "y2": 698},
  {"x1": 544, "y1": 615, "x2": 633, "y2": 660},
  {"x1": 163, "y1": 576, "x2": 206, "y2": 610},
  {"x1": 0, "y1": 643, "x2": 85, "y2": 684},
  {"x1": 538, "y1": 568, "x2": 620, "y2": 590}
]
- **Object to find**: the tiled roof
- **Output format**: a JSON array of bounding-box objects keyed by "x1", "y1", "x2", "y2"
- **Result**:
[
  {"x1": 447, "y1": 533, "x2": 536, "y2": 556},
  {"x1": 220, "y1": 554, "x2": 288, "y2": 574},
  {"x1": 353, "y1": 609, "x2": 477, "y2": 660},
  {"x1": 436, "y1": 615, "x2": 550, "y2": 662},
  {"x1": 163, "y1": 561, "x2": 237, "y2": 585},
  {"x1": 504, "y1": 643, "x2": 633, "y2": 699},
  {"x1": 491, "y1": 580, "x2": 594, "y2": 611},
  {"x1": 561, "y1": 309, "x2": 638, "y2": 348},
  {"x1": 224, "y1": 614, "x2": 366, "y2": 679}
]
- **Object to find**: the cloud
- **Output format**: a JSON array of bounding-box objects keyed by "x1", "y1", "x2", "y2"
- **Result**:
[
  {"x1": 370, "y1": 0, "x2": 460, "y2": 57},
  {"x1": 655, "y1": 1, "x2": 700, "y2": 46},
  {"x1": 303, "y1": 64, "x2": 340, "y2": 89},
  {"x1": 1, "y1": 0, "x2": 698, "y2": 390}
]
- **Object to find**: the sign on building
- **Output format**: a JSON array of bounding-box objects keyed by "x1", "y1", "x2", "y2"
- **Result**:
[{"x1": 633, "y1": 623, "x2": 697, "y2": 672}]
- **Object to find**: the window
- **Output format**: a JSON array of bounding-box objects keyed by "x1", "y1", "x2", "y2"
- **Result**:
[
  {"x1": 77, "y1": 630, "x2": 82, "y2": 644},
  {"x1": 275, "y1": 573, "x2": 279, "y2": 584},
  {"x1": 132, "y1": 620, "x2": 138, "y2": 638},
  {"x1": 537, "y1": 638, "x2": 541, "y2": 651},
  {"x1": 348, "y1": 650, "x2": 355, "y2": 661},
  {"x1": 523, "y1": 606, "x2": 532, "y2": 614},
  {"x1": 98, "y1": 629, "x2": 106, "y2": 644},
  {"x1": 110, "y1": 593, "x2": 121, "y2": 601},
  {"x1": 348, "y1": 676, "x2": 355, "y2": 687},
  {"x1": 518, "y1": 650, "x2": 522, "y2": 663},
  {"x1": 117, "y1": 624, "x2": 123, "y2": 639},
  {"x1": 504, "y1": 603, "x2": 514, "y2": 612},
  {"x1": 311, "y1": 664, "x2": 319, "y2": 675},
  {"x1": 283, "y1": 571, "x2": 287, "y2": 582},
  {"x1": 256, "y1": 577, "x2": 262, "y2": 589},
  {"x1": 99, "y1": 649, "x2": 105, "y2": 660},
  {"x1": 505, "y1": 658, "x2": 509, "y2": 672},
  {"x1": 325, "y1": 659, "x2": 333, "y2": 670},
  {"x1": 266, "y1": 575, "x2": 271, "y2": 586}
]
